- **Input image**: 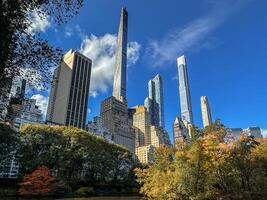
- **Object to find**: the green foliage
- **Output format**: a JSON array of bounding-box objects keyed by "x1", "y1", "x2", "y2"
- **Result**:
[
  {"x1": 18, "y1": 124, "x2": 135, "y2": 189},
  {"x1": 0, "y1": 0, "x2": 84, "y2": 100},
  {"x1": 0, "y1": 123, "x2": 20, "y2": 172},
  {"x1": 135, "y1": 122, "x2": 267, "y2": 200},
  {"x1": 74, "y1": 186, "x2": 94, "y2": 196}
]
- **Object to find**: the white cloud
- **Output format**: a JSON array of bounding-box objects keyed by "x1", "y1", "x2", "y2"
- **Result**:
[
  {"x1": 31, "y1": 94, "x2": 48, "y2": 118},
  {"x1": 64, "y1": 25, "x2": 84, "y2": 38},
  {"x1": 261, "y1": 129, "x2": 267, "y2": 138},
  {"x1": 80, "y1": 34, "x2": 141, "y2": 97},
  {"x1": 146, "y1": 0, "x2": 250, "y2": 67},
  {"x1": 27, "y1": 10, "x2": 51, "y2": 34}
]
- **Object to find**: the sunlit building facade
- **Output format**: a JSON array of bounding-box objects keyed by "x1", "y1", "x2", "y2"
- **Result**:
[
  {"x1": 46, "y1": 49, "x2": 92, "y2": 129},
  {"x1": 201, "y1": 96, "x2": 212, "y2": 127},
  {"x1": 177, "y1": 55, "x2": 194, "y2": 124}
]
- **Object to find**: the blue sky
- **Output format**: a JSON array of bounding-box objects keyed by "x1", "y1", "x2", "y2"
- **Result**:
[{"x1": 29, "y1": 0, "x2": 267, "y2": 139}]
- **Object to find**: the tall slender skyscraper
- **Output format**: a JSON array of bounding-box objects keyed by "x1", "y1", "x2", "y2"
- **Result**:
[
  {"x1": 200, "y1": 96, "x2": 212, "y2": 127},
  {"x1": 46, "y1": 49, "x2": 92, "y2": 129},
  {"x1": 144, "y1": 74, "x2": 165, "y2": 128},
  {"x1": 177, "y1": 55, "x2": 194, "y2": 124},
  {"x1": 113, "y1": 7, "x2": 128, "y2": 102},
  {"x1": 100, "y1": 8, "x2": 135, "y2": 154}
]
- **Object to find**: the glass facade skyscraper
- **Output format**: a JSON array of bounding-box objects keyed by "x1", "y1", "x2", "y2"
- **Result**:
[
  {"x1": 145, "y1": 74, "x2": 165, "y2": 128},
  {"x1": 177, "y1": 55, "x2": 194, "y2": 124}
]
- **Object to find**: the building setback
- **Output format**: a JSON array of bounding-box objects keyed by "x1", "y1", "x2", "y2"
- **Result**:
[
  {"x1": 201, "y1": 96, "x2": 212, "y2": 127},
  {"x1": 177, "y1": 55, "x2": 194, "y2": 124},
  {"x1": 46, "y1": 49, "x2": 92, "y2": 129}
]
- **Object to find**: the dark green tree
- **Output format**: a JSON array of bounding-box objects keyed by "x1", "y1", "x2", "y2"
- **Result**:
[{"x1": 0, "y1": 0, "x2": 84, "y2": 100}]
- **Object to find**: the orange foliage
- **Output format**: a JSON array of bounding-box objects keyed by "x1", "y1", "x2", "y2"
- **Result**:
[{"x1": 18, "y1": 166, "x2": 54, "y2": 196}]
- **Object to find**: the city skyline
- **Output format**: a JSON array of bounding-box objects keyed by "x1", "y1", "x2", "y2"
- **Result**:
[{"x1": 25, "y1": 0, "x2": 267, "y2": 139}]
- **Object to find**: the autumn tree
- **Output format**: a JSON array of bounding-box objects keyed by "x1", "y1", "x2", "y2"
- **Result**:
[
  {"x1": 18, "y1": 166, "x2": 54, "y2": 196},
  {"x1": 135, "y1": 122, "x2": 267, "y2": 200}
]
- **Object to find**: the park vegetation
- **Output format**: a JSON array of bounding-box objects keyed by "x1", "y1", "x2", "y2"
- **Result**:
[
  {"x1": 0, "y1": 124, "x2": 136, "y2": 197},
  {"x1": 135, "y1": 122, "x2": 267, "y2": 200}
]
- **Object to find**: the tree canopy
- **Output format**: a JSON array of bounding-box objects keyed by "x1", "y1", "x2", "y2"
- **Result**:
[
  {"x1": 0, "y1": 0, "x2": 84, "y2": 99},
  {"x1": 135, "y1": 122, "x2": 267, "y2": 200}
]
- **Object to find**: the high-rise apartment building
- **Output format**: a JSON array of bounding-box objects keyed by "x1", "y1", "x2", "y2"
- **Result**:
[
  {"x1": 150, "y1": 125, "x2": 170, "y2": 147},
  {"x1": 100, "y1": 8, "x2": 135, "y2": 154},
  {"x1": 113, "y1": 8, "x2": 128, "y2": 102},
  {"x1": 173, "y1": 116, "x2": 190, "y2": 148},
  {"x1": 201, "y1": 96, "x2": 212, "y2": 127},
  {"x1": 46, "y1": 49, "x2": 92, "y2": 129},
  {"x1": 14, "y1": 99, "x2": 43, "y2": 131},
  {"x1": 177, "y1": 55, "x2": 194, "y2": 124},
  {"x1": 100, "y1": 96, "x2": 135, "y2": 153},
  {"x1": 244, "y1": 127, "x2": 263, "y2": 138},
  {"x1": 86, "y1": 116, "x2": 113, "y2": 142},
  {"x1": 135, "y1": 145, "x2": 155, "y2": 164},
  {"x1": 228, "y1": 127, "x2": 263, "y2": 139},
  {"x1": 144, "y1": 74, "x2": 165, "y2": 128},
  {"x1": 131, "y1": 105, "x2": 151, "y2": 146}
]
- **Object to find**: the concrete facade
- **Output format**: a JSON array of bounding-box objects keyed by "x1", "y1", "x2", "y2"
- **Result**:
[
  {"x1": 46, "y1": 49, "x2": 92, "y2": 129},
  {"x1": 201, "y1": 96, "x2": 212, "y2": 127},
  {"x1": 100, "y1": 96, "x2": 135, "y2": 154},
  {"x1": 135, "y1": 145, "x2": 155, "y2": 164},
  {"x1": 113, "y1": 8, "x2": 128, "y2": 102}
]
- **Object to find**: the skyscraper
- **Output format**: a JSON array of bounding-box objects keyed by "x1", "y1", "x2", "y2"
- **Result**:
[
  {"x1": 100, "y1": 96, "x2": 135, "y2": 153},
  {"x1": 172, "y1": 116, "x2": 190, "y2": 148},
  {"x1": 46, "y1": 49, "x2": 92, "y2": 129},
  {"x1": 131, "y1": 105, "x2": 151, "y2": 146},
  {"x1": 201, "y1": 96, "x2": 212, "y2": 127},
  {"x1": 113, "y1": 7, "x2": 128, "y2": 102},
  {"x1": 100, "y1": 8, "x2": 135, "y2": 154},
  {"x1": 177, "y1": 55, "x2": 194, "y2": 124},
  {"x1": 144, "y1": 74, "x2": 165, "y2": 128}
]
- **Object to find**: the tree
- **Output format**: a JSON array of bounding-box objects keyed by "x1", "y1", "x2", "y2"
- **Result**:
[
  {"x1": 19, "y1": 124, "x2": 135, "y2": 189},
  {"x1": 0, "y1": 123, "x2": 20, "y2": 172},
  {"x1": 18, "y1": 165, "x2": 54, "y2": 196},
  {"x1": 0, "y1": 0, "x2": 84, "y2": 100},
  {"x1": 135, "y1": 122, "x2": 267, "y2": 200}
]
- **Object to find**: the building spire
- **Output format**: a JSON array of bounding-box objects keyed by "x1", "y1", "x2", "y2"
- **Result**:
[{"x1": 113, "y1": 7, "x2": 128, "y2": 102}]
